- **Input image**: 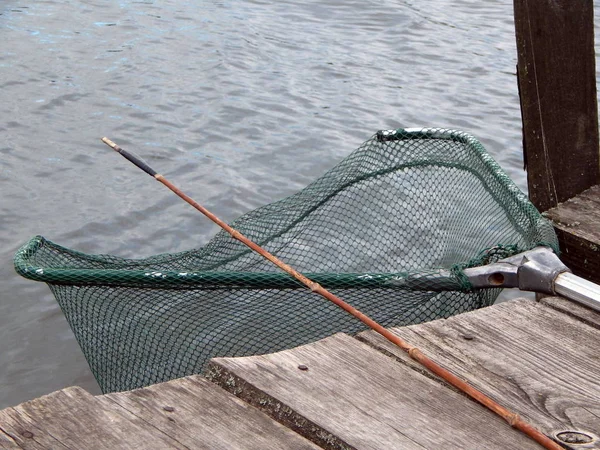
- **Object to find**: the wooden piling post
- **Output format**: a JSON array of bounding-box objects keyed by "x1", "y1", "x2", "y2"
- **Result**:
[
  {"x1": 514, "y1": 0, "x2": 600, "y2": 212},
  {"x1": 515, "y1": 0, "x2": 600, "y2": 283}
]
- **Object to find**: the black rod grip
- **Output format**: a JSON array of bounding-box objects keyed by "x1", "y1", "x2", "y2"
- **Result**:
[
  {"x1": 101, "y1": 137, "x2": 158, "y2": 177},
  {"x1": 118, "y1": 148, "x2": 158, "y2": 177}
]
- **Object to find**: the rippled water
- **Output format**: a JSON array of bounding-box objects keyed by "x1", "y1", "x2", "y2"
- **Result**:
[{"x1": 1, "y1": 0, "x2": 598, "y2": 407}]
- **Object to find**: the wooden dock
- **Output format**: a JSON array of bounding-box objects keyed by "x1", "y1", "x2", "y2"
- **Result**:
[{"x1": 1, "y1": 296, "x2": 599, "y2": 449}]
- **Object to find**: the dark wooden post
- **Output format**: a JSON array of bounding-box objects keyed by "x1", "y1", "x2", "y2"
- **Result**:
[
  {"x1": 515, "y1": 0, "x2": 600, "y2": 212},
  {"x1": 515, "y1": 0, "x2": 600, "y2": 283}
]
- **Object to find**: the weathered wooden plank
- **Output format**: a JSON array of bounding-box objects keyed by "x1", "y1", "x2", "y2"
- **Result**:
[
  {"x1": 540, "y1": 295, "x2": 600, "y2": 331},
  {"x1": 514, "y1": 0, "x2": 600, "y2": 212},
  {"x1": 0, "y1": 430, "x2": 22, "y2": 449},
  {"x1": 543, "y1": 185, "x2": 600, "y2": 284},
  {"x1": 0, "y1": 386, "x2": 183, "y2": 449},
  {"x1": 99, "y1": 375, "x2": 319, "y2": 450},
  {"x1": 0, "y1": 403, "x2": 71, "y2": 450},
  {"x1": 358, "y1": 299, "x2": 600, "y2": 449},
  {"x1": 208, "y1": 333, "x2": 542, "y2": 450}
]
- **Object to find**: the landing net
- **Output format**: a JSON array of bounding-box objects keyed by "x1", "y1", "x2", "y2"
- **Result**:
[{"x1": 15, "y1": 128, "x2": 557, "y2": 393}]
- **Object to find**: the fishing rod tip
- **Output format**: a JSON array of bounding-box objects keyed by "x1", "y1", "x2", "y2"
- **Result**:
[{"x1": 101, "y1": 137, "x2": 120, "y2": 151}]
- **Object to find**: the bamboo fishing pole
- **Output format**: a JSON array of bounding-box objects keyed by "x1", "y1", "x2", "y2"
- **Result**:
[{"x1": 101, "y1": 137, "x2": 562, "y2": 450}]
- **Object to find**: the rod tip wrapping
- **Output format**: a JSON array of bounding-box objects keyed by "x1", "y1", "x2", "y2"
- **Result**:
[{"x1": 101, "y1": 137, "x2": 120, "y2": 151}]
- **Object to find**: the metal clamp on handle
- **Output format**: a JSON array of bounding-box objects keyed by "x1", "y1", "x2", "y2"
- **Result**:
[
  {"x1": 463, "y1": 247, "x2": 600, "y2": 312},
  {"x1": 463, "y1": 247, "x2": 570, "y2": 294}
]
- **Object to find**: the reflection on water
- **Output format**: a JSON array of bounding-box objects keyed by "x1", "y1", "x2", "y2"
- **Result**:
[{"x1": 1, "y1": 0, "x2": 598, "y2": 407}]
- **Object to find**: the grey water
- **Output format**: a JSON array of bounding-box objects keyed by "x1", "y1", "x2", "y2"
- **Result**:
[{"x1": 0, "y1": 0, "x2": 598, "y2": 408}]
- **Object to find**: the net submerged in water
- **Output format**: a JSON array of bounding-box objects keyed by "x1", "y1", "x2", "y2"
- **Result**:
[{"x1": 15, "y1": 128, "x2": 557, "y2": 393}]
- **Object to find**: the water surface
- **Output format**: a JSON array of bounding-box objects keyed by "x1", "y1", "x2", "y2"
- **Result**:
[{"x1": 1, "y1": 0, "x2": 597, "y2": 407}]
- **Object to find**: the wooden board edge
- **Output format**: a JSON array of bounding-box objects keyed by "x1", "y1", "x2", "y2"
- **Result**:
[
  {"x1": 99, "y1": 375, "x2": 321, "y2": 450},
  {"x1": 95, "y1": 394, "x2": 186, "y2": 447},
  {"x1": 352, "y1": 332, "x2": 461, "y2": 392},
  {"x1": 0, "y1": 388, "x2": 96, "y2": 450},
  {"x1": 353, "y1": 313, "x2": 493, "y2": 401},
  {"x1": 0, "y1": 426, "x2": 22, "y2": 449},
  {"x1": 205, "y1": 360, "x2": 355, "y2": 450},
  {"x1": 553, "y1": 226, "x2": 600, "y2": 284},
  {"x1": 0, "y1": 406, "x2": 70, "y2": 449},
  {"x1": 538, "y1": 296, "x2": 600, "y2": 331}
]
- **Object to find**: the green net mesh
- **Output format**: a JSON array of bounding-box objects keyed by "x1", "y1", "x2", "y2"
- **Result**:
[{"x1": 15, "y1": 128, "x2": 557, "y2": 393}]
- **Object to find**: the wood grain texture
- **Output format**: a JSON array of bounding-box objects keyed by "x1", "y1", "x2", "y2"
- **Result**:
[
  {"x1": 0, "y1": 429, "x2": 22, "y2": 449},
  {"x1": 208, "y1": 333, "x2": 542, "y2": 450},
  {"x1": 100, "y1": 375, "x2": 319, "y2": 450},
  {"x1": 358, "y1": 299, "x2": 600, "y2": 449},
  {"x1": 540, "y1": 296, "x2": 600, "y2": 331},
  {"x1": 543, "y1": 185, "x2": 600, "y2": 283},
  {"x1": 514, "y1": 0, "x2": 599, "y2": 211},
  {"x1": 0, "y1": 386, "x2": 182, "y2": 449}
]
